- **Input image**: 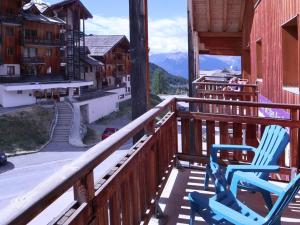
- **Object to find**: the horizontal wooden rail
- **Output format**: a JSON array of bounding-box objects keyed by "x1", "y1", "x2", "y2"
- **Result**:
[{"x1": 177, "y1": 97, "x2": 300, "y2": 110}]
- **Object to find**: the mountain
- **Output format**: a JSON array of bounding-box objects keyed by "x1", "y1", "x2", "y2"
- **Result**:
[
  {"x1": 149, "y1": 63, "x2": 188, "y2": 95},
  {"x1": 150, "y1": 52, "x2": 241, "y2": 78},
  {"x1": 150, "y1": 52, "x2": 188, "y2": 78}
]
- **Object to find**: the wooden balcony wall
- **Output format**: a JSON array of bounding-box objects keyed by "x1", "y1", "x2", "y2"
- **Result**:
[
  {"x1": 3, "y1": 97, "x2": 300, "y2": 225},
  {"x1": 177, "y1": 97, "x2": 300, "y2": 181},
  {"x1": 193, "y1": 76, "x2": 259, "y2": 112}
]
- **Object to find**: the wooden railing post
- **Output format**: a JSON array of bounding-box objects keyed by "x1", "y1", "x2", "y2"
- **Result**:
[
  {"x1": 290, "y1": 109, "x2": 299, "y2": 168},
  {"x1": 73, "y1": 171, "x2": 95, "y2": 219}
]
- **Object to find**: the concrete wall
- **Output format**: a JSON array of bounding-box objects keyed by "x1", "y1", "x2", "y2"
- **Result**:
[
  {"x1": 0, "y1": 85, "x2": 36, "y2": 107},
  {"x1": 108, "y1": 86, "x2": 131, "y2": 102},
  {"x1": 0, "y1": 64, "x2": 20, "y2": 76},
  {"x1": 74, "y1": 93, "x2": 119, "y2": 124}
]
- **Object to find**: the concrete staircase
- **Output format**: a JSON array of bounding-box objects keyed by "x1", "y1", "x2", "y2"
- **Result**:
[{"x1": 51, "y1": 102, "x2": 73, "y2": 143}]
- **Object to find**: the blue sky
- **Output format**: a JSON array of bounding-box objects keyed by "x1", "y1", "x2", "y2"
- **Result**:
[{"x1": 44, "y1": 0, "x2": 188, "y2": 53}]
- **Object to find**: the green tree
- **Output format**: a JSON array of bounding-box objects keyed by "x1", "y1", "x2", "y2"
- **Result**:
[{"x1": 152, "y1": 69, "x2": 167, "y2": 94}]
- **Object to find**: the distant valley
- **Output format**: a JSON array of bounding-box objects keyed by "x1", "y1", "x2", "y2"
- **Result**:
[{"x1": 150, "y1": 52, "x2": 241, "y2": 78}]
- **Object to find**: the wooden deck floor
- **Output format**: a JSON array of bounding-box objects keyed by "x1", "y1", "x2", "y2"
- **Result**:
[{"x1": 150, "y1": 168, "x2": 300, "y2": 225}]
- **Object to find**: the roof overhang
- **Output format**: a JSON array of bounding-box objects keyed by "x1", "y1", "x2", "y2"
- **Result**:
[
  {"x1": 191, "y1": 0, "x2": 246, "y2": 56},
  {"x1": 1, "y1": 81, "x2": 93, "y2": 91}
]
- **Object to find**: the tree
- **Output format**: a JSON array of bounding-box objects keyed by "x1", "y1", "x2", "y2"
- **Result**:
[{"x1": 152, "y1": 69, "x2": 167, "y2": 94}]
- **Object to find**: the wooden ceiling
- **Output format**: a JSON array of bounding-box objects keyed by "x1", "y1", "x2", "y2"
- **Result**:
[{"x1": 191, "y1": 0, "x2": 246, "y2": 55}]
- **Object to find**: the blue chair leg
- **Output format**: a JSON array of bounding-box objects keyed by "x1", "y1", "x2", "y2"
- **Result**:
[
  {"x1": 204, "y1": 170, "x2": 210, "y2": 190},
  {"x1": 189, "y1": 210, "x2": 195, "y2": 225},
  {"x1": 261, "y1": 190, "x2": 273, "y2": 210}
]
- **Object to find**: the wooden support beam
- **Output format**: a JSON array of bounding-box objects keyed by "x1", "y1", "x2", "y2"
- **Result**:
[
  {"x1": 223, "y1": 0, "x2": 228, "y2": 31},
  {"x1": 239, "y1": 0, "x2": 246, "y2": 31},
  {"x1": 206, "y1": 0, "x2": 211, "y2": 32},
  {"x1": 199, "y1": 32, "x2": 242, "y2": 38},
  {"x1": 129, "y1": 0, "x2": 149, "y2": 141}
]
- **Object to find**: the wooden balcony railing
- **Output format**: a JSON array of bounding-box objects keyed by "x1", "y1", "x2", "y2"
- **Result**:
[
  {"x1": 2, "y1": 97, "x2": 300, "y2": 225},
  {"x1": 193, "y1": 76, "x2": 259, "y2": 106},
  {"x1": 2, "y1": 98, "x2": 177, "y2": 225},
  {"x1": 23, "y1": 38, "x2": 65, "y2": 46},
  {"x1": 176, "y1": 97, "x2": 300, "y2": 181}
]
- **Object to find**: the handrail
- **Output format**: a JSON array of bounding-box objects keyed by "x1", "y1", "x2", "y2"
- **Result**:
[
  {"x1": 176, "y1": 97, "x2": 300, "y2": 110},
  {"x1": 1, "y1": 97, "x2": 176, "y2": 225},
  {"x1": 193, "y1": 81, "x2": 258, "y2": 88}
]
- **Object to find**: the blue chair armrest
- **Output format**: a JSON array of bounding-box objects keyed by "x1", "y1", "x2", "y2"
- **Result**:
[
  {"x1": 209, "y1": 198, "x2": 261, "y2": 225},
  {"x1": 210, "y1": 144, "x2": 256, "y2": 162},
  {"x1": 225, "y1": 165, "x2": 280, "y2": 182},
  {"x1": 230, "y1": 171, "x2": 284, "y2": 197}
]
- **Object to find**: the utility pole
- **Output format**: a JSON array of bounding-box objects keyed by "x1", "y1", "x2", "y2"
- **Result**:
[{"x1": 129, "y1": 0, "x2": 149, "y2": 141}]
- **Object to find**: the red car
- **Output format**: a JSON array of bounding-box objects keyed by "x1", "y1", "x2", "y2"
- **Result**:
[{"x1": 101, "y1": 128, "x2": 118, "y2": 140}]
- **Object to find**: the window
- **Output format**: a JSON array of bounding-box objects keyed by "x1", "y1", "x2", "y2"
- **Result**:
[
  {"x1": 256, "y1": 40, "x2": 262, "y2": 79},
  {"x1": 282, "y1": 16, "x2": 299, "y2": 90},
  {"x1": 25, "y1": 29, "x2": 37, "y2": 40},
  {"x1": 24, "y1": 48, "x2": 37, "y2": 57},
  {"x1": 7, "y1": 47, "x2": 14, "y2": 56},
  {"x1": 47, "y1": 67, "x2": 52, "y2": 74},
  {"x1": 6, "y1": 27, "x2": 14, "y2": 37},
  {"x1": 46, "y1": 49, "x2": 52, "y2": 57},
  {"x1": 17, "y1": 90, "x2": 22, "y2": 94},
  {"x1": 7, "y1": 66, "x2": 15, "y2": 75},
  {"x1": 127, "y1": 76, "x2": 130, "y2": 81},
  {"x1": 46, "y1": 32, "x2": 53, "y2": 40}
]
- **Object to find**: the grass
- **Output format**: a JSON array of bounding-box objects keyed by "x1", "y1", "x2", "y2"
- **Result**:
[
  {"x1": 83, "y1": 127, "x2": 100, "y2": 145},
  {"x1": 0, "y1": 106, "x2": 55, "y2": 154}
]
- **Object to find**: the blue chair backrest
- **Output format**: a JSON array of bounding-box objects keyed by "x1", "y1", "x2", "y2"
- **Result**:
[
  {"x1": 265, "y1": 174, "x2": 300, "y2": 225},
  {"x1": 251, "y1": 125, "x2": 289, "y2": 179}
]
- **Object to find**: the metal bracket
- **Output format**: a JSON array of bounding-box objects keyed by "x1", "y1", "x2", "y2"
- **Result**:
[
  {"x1": 175, "y1": 156, "x2": 184, "y2": 170},
  {"x1": 154, "y1": 197, "x2": 168, "y2": 225}
]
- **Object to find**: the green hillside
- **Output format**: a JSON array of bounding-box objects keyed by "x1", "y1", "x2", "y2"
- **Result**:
[{"x1": 149, "y1": 63, "x2": 188, "y2": 95}]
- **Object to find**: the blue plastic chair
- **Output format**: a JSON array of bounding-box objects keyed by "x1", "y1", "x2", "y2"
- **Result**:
[
  {"x1": 189, "y1": 171, "x2": 300, "y2": 225},
  {"x1": 204, "y1": 125, "x2": 289, "y2": 209}
]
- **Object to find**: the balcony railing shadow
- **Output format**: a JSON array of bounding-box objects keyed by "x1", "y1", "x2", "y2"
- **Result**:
[{"x1": 1, "y1": 97, "x2": 300, "y2": 225}]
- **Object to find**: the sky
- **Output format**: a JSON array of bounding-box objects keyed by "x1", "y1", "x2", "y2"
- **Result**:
[{"x1": 44, "y1": 0, "x2": 188, "y2": 54}]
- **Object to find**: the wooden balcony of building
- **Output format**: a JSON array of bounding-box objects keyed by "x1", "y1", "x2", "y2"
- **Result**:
[
  {"x1": 21, "y1": 56, "x2": 45, "y2": 64},
  {"x1": 2, "y1": 97, "x2": 300, "y2": 225},
  {"x1": 23, "y1": 38, "x2": 65, "y2": 47},
  {"x1": 193, "y1": 76, "x2": 259, "y2": 109}
]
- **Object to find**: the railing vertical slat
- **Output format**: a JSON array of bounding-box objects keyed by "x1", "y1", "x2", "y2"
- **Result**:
[
  {"x1": 96, "y1": 202, "x2": 109, "y2": 225},
  {"x1": 206, "y1": 121, "x2": 215, "y2": 156},
  {"x1": 181, "y1": 118, "x2": 190, "y2": 154},
  {"x1": 109, "y1": 191, "x2": 121, "y2": 225},
  {"x1": 233, "y1": 123, "x2": 243, "y2": 161},
  {"x1": 121, "y1": 179, "x2": 132, "y2": 225},
  {"x1": 194, "y1": 119, "x2": 203, "y2": 155},
  {"x1": 219, "y1": 122, "x2": 229, "y2": 159}
]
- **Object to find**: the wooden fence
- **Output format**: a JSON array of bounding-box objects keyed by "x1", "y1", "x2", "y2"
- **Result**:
[
  {"x1": 177, "y1": 97, "x2": 300, "y2": 181},
  {"x1": 193, "y1": 76, "x2": 259, "y2": 111},
  {"x1": 2, "y1": 98, "x2": 177, "y2": 225},
  {"x1": 2, "y1": 97, "x2": 300, "y2": 225}
]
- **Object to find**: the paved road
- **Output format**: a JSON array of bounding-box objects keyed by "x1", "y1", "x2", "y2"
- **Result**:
[{"x1": 0, "y1": 141, "x2": 132, "y2": 224}]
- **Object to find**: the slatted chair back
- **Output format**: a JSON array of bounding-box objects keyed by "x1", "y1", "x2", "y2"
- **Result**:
[
  {"x1": 266, "y1": 174, "x2": 300, "y2": 225},
  {"x1": 251, "y1": 125, "x2": 289, "y2": 179}
]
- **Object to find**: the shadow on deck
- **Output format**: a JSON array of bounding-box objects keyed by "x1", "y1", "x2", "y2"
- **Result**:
[{"x1": 151, "y1": 168, "x2": 300, "y2": 225}]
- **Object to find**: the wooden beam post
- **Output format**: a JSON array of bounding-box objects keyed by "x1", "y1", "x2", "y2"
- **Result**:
[
  {"x1": 129, "y1": 0, "x2": 149, "y2": 142},
  {"x1": 188, "y1": 0, "x2": 195, "y2": 152}
]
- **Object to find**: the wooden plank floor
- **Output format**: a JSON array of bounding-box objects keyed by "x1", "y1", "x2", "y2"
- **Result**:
[{"x1": 150, "y1": 168, "x2": 300, "y2": 225}]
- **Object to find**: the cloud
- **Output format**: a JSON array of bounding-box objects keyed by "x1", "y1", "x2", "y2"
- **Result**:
[{"x1": 85, "y1": 15, "x2": 187, "y2": 54}]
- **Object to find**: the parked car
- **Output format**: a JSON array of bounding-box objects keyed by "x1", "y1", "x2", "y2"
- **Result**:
[
  {"x1": 0, "y1": 152, "x2": 7, "y2": 166},
  {"x1": 101, "y1": 128, "x2": 119, "y2": 140}
]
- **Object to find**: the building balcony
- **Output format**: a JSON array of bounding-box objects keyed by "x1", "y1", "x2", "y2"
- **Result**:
[
  {"x1": 193, "y1": 75, "x2": 259, "y2": 104},
  {"x1": 21, "y1": 57, "x2": 45, "y2": 64},
  {"x1": 0, "y1": 15, "x2": 22, "y2": 25},
  {"x1": 23, "y1": 38, "x2": 65, "y2": 47},
  {"x1": 2, "y1": 97, "x2": 300, "y2": 224}
]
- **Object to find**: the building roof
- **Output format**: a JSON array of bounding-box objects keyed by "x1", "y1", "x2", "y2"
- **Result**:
[
  {"x1": 45, "y1": 0, "x2": 92, "y2": 19},
  {"x1": 84, "y1": 35, "x2": 129, "y2": 57},
  {"x1": 23, "y1": 2, "x2": 49, "y2": 13},
  {"x1": 22, "y1": 12, "x2": 66, "y2": 25},
  {"x1": 82, "y1": 55, "x2": 104, "y2": 67}
]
